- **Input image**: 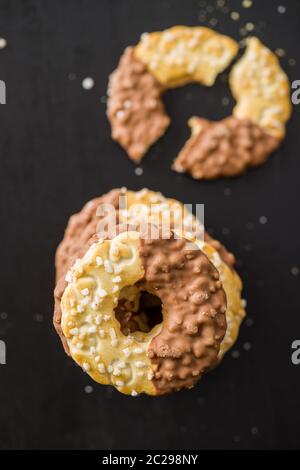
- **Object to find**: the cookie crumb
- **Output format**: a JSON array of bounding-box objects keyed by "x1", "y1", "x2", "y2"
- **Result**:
[
  {"x1": 277, "y1": 5, "x2": 286, "y2": 14},
  {"x1": 134, "y1": 167, "x2": 143, "y2": 176},
  {"x1": 82, "y1": 77, "x2": 95, "y2": 90},
  {"x1": 245, "y1": 22, "x2": 255, "y2": 32},
  {"x1": 231, "y1": 11, "x2": 240, "y2": 20},
  {"x1": 275, "y1": 48, "x2": 285, "y2": 57},
  {"x1": 259, "y1": 216, "x2": 268, "y2": 224},
  {"x1": 291, "y1": 267, "x2": 299, "y2": 276},
  {"x1": 231, "y1": 350, "x2": 240, "y2": 359},
  {"x1": 0, "y1": 38, "x2": 7, "y2": 49}
]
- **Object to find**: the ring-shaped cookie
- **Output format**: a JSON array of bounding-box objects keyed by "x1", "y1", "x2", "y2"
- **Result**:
[
  {"x1": 107, "y1": 27, "x2": 291, "y2": 179},
  {"x1": 60, "y1": 228, "x2": 227, "y2": 396}
]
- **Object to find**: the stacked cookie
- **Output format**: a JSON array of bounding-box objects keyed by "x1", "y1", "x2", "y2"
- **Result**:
[{"x1": 54, "y1": 188, "x2": 245, "y2": 396}]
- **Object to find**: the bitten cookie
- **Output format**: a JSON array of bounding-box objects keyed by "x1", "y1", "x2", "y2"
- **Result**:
[
  {"x1": 173, "y1": 37, "x2": 291, "y2": 179},
  {"x1": 107, "y1": 27, "x2": 291, "y2": 178}
]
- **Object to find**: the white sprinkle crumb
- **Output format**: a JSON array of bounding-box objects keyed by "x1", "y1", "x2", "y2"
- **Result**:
[
  {"x1": 82, "y1": 77, "x2": 94, "y2": 90},
  {"x1": 80, "y1": 288, "x2": 89, "y2": 296},
  {"x1": 124, "y1": 99, "x2": 132, "y2": 109},
  {"x1": 116, "y1": 109, "x2": 125, "y2": 119},
  {"x1": 83, "y1": 362, "x2": 91, "y2": 371},
  {"x1": 259, "y1": 216, "x2": 268, "y2": 224},
  {"x1": 82, "y1": 297, "x2": 90, "y2": 306},
  {"x1": 104, "y1": 314, "x2": 111, "y2": 321},
  {"x1": 118, "y1": 360, "x2": 126, "y2": 368},
  {"x1": 65, "y1": 272, "x2": 73, "y2": 283},
  {"x1": 113, "y1": 367, "x2": 121, "y2": 376},
  {"x1": 291, "y1": 267, "x2": 299, "y2": 276},
  {"x1": 135, "y1": 167, "x2": 144, "y2": 176},
  {"x1": 89, "y1": 346, "x2": 96, "y2": 354},
  {"x1": 76, "y1": 305, "x2": 84, "y2": 313},
  {"x1": 231, "y1": 350, "x2": 240, "y2": 359},
  {"x1": 84, "y1": 385, "x2": 93, "y2": 393},
  {"x1": 275, "y1": 48, "x2": 285, "y2": 57},
  {"x1": 241, "y1": 298, "x2": 247, "y2": 308},
  {"x1": 245, "y1": 22, "x2": 255, "y2": 32},
  {"x1": 147, "y1": 371, "x2": 154, "y2": 380},
  {"x1": 112, "y1": 285, "x2": 119, "y2": 293},
  {"x1": 116, "y1": 380, "x2": 124, "y2": 387},
  {"x1": 108, "y1": 365, "x2": 113, "y2": 373},
  {"x1": 112, "y1": 276, "x2": 122, "y2": 283},
  {"x1": 98, "y1": 363, "x2": 105, "y2": 373},
  {"x1": 124, "y1": 336, "x2": 133, "y2": 346},
  {"x1": 98, "y1": 288, "x2": 108, "y2": 298},
  {"x1": 123, "y1": 348, "x2": 131, "y2": 358},
  {"x1": 95, "y1": 314, "x2": 102, "y2": 325},
  {"x1": 131, "y1": 390, "x2": 138, "y2": 396},
  {"x1": 242, "y1": 0, "x2": 252, "y2": 7},
  {"x1": 70, "y1": 328, "x2": 79, "y2": 336},
  {"x1": 104, "y1": 260, "x2": 113, "y2": 273},
  {"x1": 0, "y1": 38, "x2": 7, "y2": 49},
  {"x1": 114, "y1": 265, "x2": 124, "y2": 274},
  {"x1": 96, "y1": 256, "x2": 103, "y2": 266},
  {"x1": 231, "y1": 11, "x2": 240, "y2": 20},
  {"x1": 88, "y1": 325, "x2": 97, "y2": 333},
  {"x1": 277, "y1": 5, "x2": 286, "y2": 14},
  {"x1": 111, "y1": 339, "x2": 118, "y2": 347},
  {"x1": 109, "y1": 327, "x2": 116, "y2": 340},
  {"x1": 99, "y1": 329, "x2": 105, "y2": 338},
  {"x1": 69, "y1": 299, "x2": 75, "y2": 307},
  {"x1": 135, "y1": 361, "x2": 145, "y2": 368},
  {"x1": 209, "y1": 18, "x2": 218, "y2": 26},
  {"x1": 67, "y1": 321, "x2": 73, "y2": 327},
  {"x1": 94, "y1": 355, "x2": 100, "y2": 362},
  {"x1": 134, "y1": 347, "x2": 143, "y2": 354},
  {"x1": 224, "y1": 187, "x2": 232, "y2": 196},
  {"x1": 137, "y1": 371, "x2": 144, "y2": 377}
]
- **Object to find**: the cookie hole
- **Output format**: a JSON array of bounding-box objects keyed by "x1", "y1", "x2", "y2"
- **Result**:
[{"x1": 115, "y1": 289, "x2": 163, "y2": 335}]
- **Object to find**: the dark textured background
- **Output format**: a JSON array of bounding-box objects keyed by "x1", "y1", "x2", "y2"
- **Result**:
[{"x1": 0, "y1": 0, "x2": 299, "y2": 450}]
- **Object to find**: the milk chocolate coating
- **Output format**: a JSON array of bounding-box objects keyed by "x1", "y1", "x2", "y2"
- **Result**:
[
  {"x1": 107, "y1": 47, "x2": 170, "y2": 162},
  {"x1": 173, "y1": 116, "x2": 281, "y2": 180},
  {"x1": 138, "y1": 233, "x2": 227, "y2": 394}
]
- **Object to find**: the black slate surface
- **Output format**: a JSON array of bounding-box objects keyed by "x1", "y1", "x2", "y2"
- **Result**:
[{"x1": 0, "y1": 0, "x2": 300, "y2": 450}]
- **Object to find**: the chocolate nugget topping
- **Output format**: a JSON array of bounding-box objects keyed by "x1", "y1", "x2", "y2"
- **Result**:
[
  {"x1": 139, "y1": 232, "x2": 227, "y2": 394},
  {"x1": 107, "y1": 47, "x2": 170, "y2": 162},
  {"x1": 173, "y1": 116, "x2": 280, "y2": 180}
]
